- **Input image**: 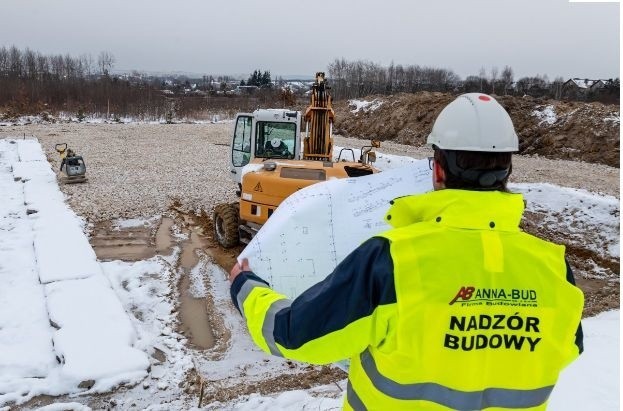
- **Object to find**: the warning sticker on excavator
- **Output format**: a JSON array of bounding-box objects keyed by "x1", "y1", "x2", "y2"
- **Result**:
[{"x1": 254, "y1": 182, "x2": 263, "y2": 192}]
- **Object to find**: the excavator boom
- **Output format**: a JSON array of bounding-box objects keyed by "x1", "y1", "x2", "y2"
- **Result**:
[{"x1": 303, "y1": 72, "x2": 334, "y2": 161}]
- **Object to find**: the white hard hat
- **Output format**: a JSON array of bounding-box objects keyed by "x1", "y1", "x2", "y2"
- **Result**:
[
  {"x1": 427, "y1": 93, "x2": 518, "y2": 152},
  {"x1": 270, "y1": 138, "x2": 281, "y2": 148}
]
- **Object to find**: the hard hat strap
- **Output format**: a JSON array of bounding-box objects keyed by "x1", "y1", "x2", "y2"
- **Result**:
[{"x1": 443, "y1": 150, "x2": 510, "y2": 190}]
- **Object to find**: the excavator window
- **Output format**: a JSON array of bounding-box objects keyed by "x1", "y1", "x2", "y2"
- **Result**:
[
  {"x1": 255, "y1": 121, "x2": 296, "y2": 159},
  {"x1": 232, "y1": 116, "x2": 252, "y2": 167}
]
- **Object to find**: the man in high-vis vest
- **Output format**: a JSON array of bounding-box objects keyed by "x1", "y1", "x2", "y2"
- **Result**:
[{"x1": 229, "y1": 93, "x2": 584, "y2": 410}]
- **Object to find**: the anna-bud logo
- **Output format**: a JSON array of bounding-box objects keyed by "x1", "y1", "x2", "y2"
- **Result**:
[{"x1": 449, "y1": 286, "x2": 475, "y2": 305}]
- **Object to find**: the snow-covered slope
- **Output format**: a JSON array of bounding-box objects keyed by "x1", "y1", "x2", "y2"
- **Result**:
[{"x1": 0, "y1": 139, "x2": 149, "y2": 406}]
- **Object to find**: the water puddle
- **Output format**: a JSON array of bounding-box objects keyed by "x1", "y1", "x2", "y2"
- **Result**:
[
  {"x1": 91, "y1": 223, "x2": 155, "y2": 261},
  {"x1": 177, "y1": 216, "x2": 215, "y2": 349},
  {"x1": 90, "y1": 214, "x2": 215, "y2": 350},
  {"x1": 155, "y1": 217, "x2": 175, "y2": 255}
]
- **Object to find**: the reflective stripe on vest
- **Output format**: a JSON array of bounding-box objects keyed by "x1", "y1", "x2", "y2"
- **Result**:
[
  {"x1": 347, "y1": 380, "x2": 367, "y2": 411},
  {"x1": 360, "y1": 348, "x2": 554, "y2": 410},
  {"x1": 236, "y1": 279, "x2": 270, "y2": 317},
  {"x1": 261, "y1": 298, "x2": 292, "y2": 357},
  {"x1": 237, "y1": 279, "x2": 291, "y2": 357}
]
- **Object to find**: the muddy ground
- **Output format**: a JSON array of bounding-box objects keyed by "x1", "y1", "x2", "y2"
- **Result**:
[{"x1": 90, "y1": 209, "x2": 345, "y2": 409}]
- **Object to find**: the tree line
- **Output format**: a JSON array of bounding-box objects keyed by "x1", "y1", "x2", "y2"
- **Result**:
[
  {"x1": 328, "y1": 58, "x2": 461, "y2": 99},
  {"x1": 328, "y1": 58, "x2": 619, "y2": 103},
  {"x1": 0, "y1": 46, "x2": 288, "y2": 120},
  {"x1": 0, "y1": 46, "x2": 171, "y2": 119},
  {"x1": 0, "y1": 46, "x2": 618, "y2": 121}
]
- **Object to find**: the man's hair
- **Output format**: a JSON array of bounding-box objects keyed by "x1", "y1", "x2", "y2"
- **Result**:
[{"x1": 434, "y1": 148, "x2": 512, "y2": 191}]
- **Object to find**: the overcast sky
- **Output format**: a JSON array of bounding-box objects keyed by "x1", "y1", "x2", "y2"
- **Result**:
[{"x1": 1, "y1": 0, "x2": 619, "y2": 79}]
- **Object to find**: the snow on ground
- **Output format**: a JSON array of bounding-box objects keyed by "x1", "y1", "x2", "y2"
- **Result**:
[
  {"x1": 511, "y1": 183, "x2": 620, "y2": 261},
  {"x1": 98, "y1": 254, "x2": 196, "y2": 409},
  {"x1": 348, "y1": 99, "x2": 383, "y2": 113},
  {"x1": 0, "y1": 140, "x2": 55, "y2": 392},
  {"x1": 36, "y1": 402, "x2": 92, "y2": 411},
  {"x1": 0, "y1": 114, "x2": 235, "y2": 127},
  {"x1": 603, "y1": 113, "x2": 620, "y2": 124},
  {"x1": 213, "y1": 383, "x2": 345, "y2": 411},
  {"x1": 112, "y1": 215, "x2": 161, "y2": 230},
  {"x1": 0, "y1": 139, "x2": 149, "y2": 407},
  {"x1": 532, "y1": 104, "x2": 558, "y2": 125},
  {"x1": 549, "y1": 310, "x2": 620, "y2": 410}
]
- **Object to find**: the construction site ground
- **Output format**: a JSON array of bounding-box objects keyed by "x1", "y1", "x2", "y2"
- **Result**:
[{"x1": 0, "y1": 114, "x2": 619, "y2": 409}]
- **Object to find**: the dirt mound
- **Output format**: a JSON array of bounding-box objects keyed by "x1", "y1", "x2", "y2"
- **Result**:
[{"x1": 333, "y1": 93, "x2": 620, "y2": 167}]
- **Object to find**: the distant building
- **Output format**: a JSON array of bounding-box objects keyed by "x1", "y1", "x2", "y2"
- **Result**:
[
  {"x1": 562, "y1": 78, "x2": 610, "y2": 100},
  {"x1": 589, "y1": 79, "x2": 606, "y2": 92},
  {"x1": 562, "y1": 78, "x2": 607, "y2": 92}
]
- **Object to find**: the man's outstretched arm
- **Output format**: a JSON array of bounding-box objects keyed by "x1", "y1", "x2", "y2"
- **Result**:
[{"x1": 230, "y1": 237, "x2": 397, "y2": 364}]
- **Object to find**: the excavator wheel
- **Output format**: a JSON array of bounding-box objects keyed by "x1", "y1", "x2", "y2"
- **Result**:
[{"x1": 213, "y1": 203, "x2": 239, "y2": 248}]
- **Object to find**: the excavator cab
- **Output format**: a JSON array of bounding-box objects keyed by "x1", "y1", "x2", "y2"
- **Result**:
[{"x1": 229, "y1": 109, "x2": 301, "y2": 184}]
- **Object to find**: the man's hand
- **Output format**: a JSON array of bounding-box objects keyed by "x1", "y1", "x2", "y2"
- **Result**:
[{"x1": 229, "y1": 258, "x2": 250, "y2": 284}]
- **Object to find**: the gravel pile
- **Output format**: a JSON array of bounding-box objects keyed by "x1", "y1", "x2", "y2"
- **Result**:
[{"x1": 0, "y1": 123, "x2": 618, "y2": 223}]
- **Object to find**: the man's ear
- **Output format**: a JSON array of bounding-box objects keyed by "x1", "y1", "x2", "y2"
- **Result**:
[{"x1": 433, "y1": 160, "x2": 446, "y2": 185}]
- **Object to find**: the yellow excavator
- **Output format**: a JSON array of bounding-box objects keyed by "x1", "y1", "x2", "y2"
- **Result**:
[{"x1": 213, "y1": 72, "x2": 379, "y2": 247}]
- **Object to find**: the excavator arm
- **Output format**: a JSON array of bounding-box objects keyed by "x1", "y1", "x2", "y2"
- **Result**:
[{"x1": 303, "y1": 72, "x2": 334, "y2": 161}]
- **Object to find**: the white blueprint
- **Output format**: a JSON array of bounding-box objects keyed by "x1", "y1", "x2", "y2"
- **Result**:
[{"x1": 238, "y1": 160, "x2": 433, "y2": 299}]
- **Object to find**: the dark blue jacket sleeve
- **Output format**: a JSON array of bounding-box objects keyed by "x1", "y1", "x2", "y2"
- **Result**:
[
  {"x1": 229, "y1": 237, "x2": 396, "y2": 351},
  {"x1": 565, "y1": 260, "x2": 584, "y2": 354},
  {"x1": 272, "y1": 236, "x2": 396, "y2": 350}
]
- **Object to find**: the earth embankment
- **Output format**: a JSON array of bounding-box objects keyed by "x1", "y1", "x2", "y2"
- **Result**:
[{"x1": 333, "y1": 92, "x2": 620, "y2": 167}]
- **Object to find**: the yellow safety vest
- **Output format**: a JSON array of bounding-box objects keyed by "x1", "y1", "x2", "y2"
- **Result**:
[{"x1": 346, "y1": 189, "x2": 584, "y2": 410}]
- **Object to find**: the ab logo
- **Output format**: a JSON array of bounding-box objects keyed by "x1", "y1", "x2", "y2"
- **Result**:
[
  {"x1": 449, "y1": 286, "x2": 475, "y2": 305},
  {"x1": 254, "y1": 182, "x2": 263, "y2": 192}
]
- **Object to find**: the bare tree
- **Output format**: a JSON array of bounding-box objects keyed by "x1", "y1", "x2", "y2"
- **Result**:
[
  {"x1": 9, "y1": 46, "x2": 22, "y2": 77},
  {"x1": 463, "y1": 75, "x2": 481, "y2": 92},
  {"x1": 551, "y1": 76, "x2": 564, "y2": 100},
  {"x1": 97, "y1": 51, "x2": 115, "y2": 76},
  {"x1": 329, "y1": 57, "x2": 460, "y2": 97},
  {"x1": 501, "y1": 65, "x2": 513, "y2": 95},
  {"x1": 0, "y1": 47, "x2": 8, "y2": 74},
  {"x1": 80, "y1": 54, "x2": 94, "y2": 77},
  {"x1": 490, "y1": 66, "x2": 499, "y2": 95},
  {"x1": 478, "y1": 67, "x2": 486, "y2": 92},
  {"x1": 387, "y1": 61, "x2": 395, "y2": 94}
]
